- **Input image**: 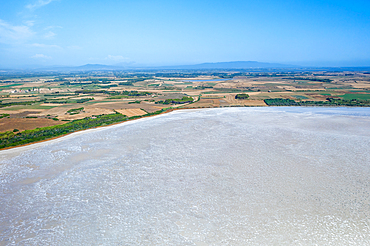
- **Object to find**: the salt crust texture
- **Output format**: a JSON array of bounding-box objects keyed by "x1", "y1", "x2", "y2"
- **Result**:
[{"x1": 1, "y1": 107, "x2": 370, "y2": 245}]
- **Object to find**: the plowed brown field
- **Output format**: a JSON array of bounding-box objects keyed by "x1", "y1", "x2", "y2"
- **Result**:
[
  {"x1": 0, "y1": 118, "x2": 64, "y2": 132},
  {"x1": 115, "y1": 108, "x2": 147, "y2": 117}
]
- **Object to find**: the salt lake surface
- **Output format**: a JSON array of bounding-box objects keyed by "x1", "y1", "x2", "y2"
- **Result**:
[{"x1": 1, "y1": 107, "x2": 370, "y2": 245}]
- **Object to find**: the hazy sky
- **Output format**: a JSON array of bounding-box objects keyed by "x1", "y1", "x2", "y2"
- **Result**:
[{"x1": 1, "y1": 0, "x2": 370, "y2": 68}]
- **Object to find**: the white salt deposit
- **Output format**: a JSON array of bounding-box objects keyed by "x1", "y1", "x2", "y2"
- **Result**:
[{"x1": 1, "y1": 107, "x2": 370, "y2": 245}]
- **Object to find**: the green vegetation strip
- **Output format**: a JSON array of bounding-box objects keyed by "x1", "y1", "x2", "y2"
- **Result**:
[
  {"x1": 128, "y1": 100, "x2": 141, "y2": 104},
  {"x1": 2, "y1": 105, "x2": 56, "y2": 110},
  {"x1": 43, "y1": 93, "x2": 74, "y2": 97},
  {"x1": 292, "y1": 95, "x2": 309, "y2": 99},
  {"x1": 235, "y1": 93, "x2": 249, "y2": 99},
  {"x1": 0, "y1": 100, "x2": 43, "y2": 108},
  {"x1": 0, "y1": 83, "x2": 23, "y2": 88},
  {"x1": 107, "y1": 95, "x2": 129, "y2": 99},
  {"x1": 118, "y1": 78, "x2": 147, "y2": 86},
  {"x1": 67, "y1": 107, "x2": 84, "y2": 115},
  {"x1": 264, "y1": 98, "x2": 370, "y2": 106},
  {"x1": 0, "y1": 110, "x2": 167, "y2": 149},
  {"x1": 0, "y1": 113, "x2": 10, "y2": 119},
  {"x1": 339, "y1": 94, "x2": 370, "y2": 101},
  {"x1": 119, "y1": 82, "x2": 134, "y2": 86},
  {"x1": 44, "y1": 98, "x2": 94, "y2": 104},
  {"x1": 75, "y1": 90, "x2": 151, "y2": 97},
  {"x1": 284, "y1": 77, "x2": 332, "y2": 83},
  {"x1": 156, "y1": 96, "x2": 193, "y2": 105}
]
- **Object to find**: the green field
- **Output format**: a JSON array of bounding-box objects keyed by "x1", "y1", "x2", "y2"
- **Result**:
[
  {"x1": 0, "y1": 83, "x2": 24, "y2": 88},
  {"x1": 1, "y1": 105, "x2": 56, "y2": 110},
  {"x1": 205, "y1": 83, "x2": 217, "y2": 86},
  {"x1": 107, "y1": 95, "x2": 129, "y2": 99},
  {"x1": 339, "y1": 94, "x2": 370, "y2": 100},
  {"x1": 293, "y1": 95, "x2": 309, "y2": 99}
]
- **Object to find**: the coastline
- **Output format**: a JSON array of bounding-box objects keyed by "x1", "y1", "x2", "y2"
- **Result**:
[
  {"x1": 0, "y1": 107, "x2": 208, "y2": 154},
  {"x1": 1, "y1": 105, "x2": 369, "y2": 153}
]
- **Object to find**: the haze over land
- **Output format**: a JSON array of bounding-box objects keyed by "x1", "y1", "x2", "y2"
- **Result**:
[{"x1": 1, "y1": 0, "x2": 370, "y2": 69}]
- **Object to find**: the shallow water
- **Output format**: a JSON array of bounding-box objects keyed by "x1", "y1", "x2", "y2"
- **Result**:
[{"x1": 1, "y1": 107, "x2": 370, "y2": 245}]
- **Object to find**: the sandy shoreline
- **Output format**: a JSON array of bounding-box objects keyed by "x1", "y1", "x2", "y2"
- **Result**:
[
  {"x1": 0, "y1": 108, "x2": 202, "y2": 156},
  {"x1": 1, "y1": 106, "x2": 368, "y2": 155}
]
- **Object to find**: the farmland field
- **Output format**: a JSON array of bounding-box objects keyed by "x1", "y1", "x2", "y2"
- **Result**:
[{"x1": 339, "y1": 93, "x2": 370, "y2": 100}]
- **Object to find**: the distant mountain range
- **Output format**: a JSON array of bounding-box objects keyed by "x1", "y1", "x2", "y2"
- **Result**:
[
  {"x1": 33, "y1": 61, "x2": 296, "y2": 71},
  {"x1": 2, "y1": 61, "x2": 369, "y2": 72},
  {"x1": 162, "y1": 61, "x2": 295, "y2": 69},
  {"x1": 42, "y1": 64, "x2": 125, "y2": 71}
]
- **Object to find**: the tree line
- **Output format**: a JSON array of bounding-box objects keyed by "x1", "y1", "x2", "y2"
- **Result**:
[
  {"x1": 264, "y1": 98, "x2": 370, "y2": 106},
  {"x1": 0, "y1": 108, "x2": 170, "y2": 149}
]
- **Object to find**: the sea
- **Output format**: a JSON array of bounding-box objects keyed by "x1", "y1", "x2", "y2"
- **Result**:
[{"x1": 1, "y1": 107, "x2": 369, "y2": 245}]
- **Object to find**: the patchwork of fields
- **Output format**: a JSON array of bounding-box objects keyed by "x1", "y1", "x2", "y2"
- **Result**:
[{"x1": 0, "y1": 70, "x2": 369, "y2": 141}]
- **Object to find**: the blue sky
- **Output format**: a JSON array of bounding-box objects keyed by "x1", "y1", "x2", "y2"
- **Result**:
[{"x1": 0, "y1": 0, "x2": 370, "y2": 68}]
